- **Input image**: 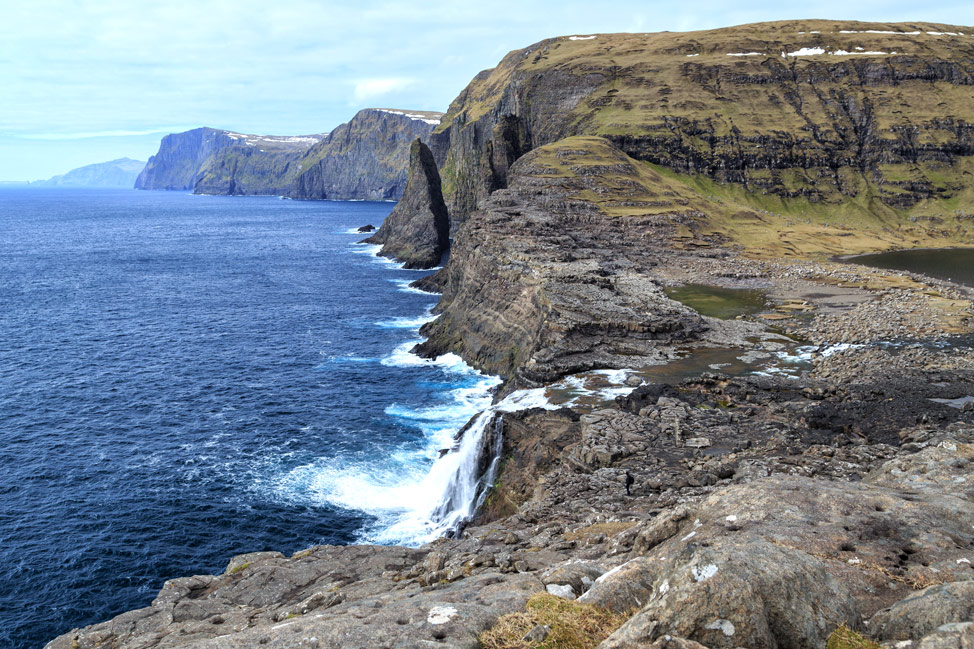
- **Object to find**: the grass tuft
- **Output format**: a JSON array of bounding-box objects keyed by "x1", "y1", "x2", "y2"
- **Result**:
[
  {"x1": 479, "y1": 593, "x2": 628, "y2": 649},
  {"x1": 826, "y1": 624, "x2": 881, "y2": 649}
]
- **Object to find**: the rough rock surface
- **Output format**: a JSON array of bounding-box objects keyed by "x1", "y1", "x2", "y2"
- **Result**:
[
  {"x1": 46, "y1": 344, "x2": 974, "y2": 649},
  {"x1": 364, "y1": 139, "x2": 451, "y2": 269}
]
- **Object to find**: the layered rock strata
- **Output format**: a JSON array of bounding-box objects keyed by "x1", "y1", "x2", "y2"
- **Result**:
[{"x1": 415, "y1": 137, "x2": 726, "y2": 385}]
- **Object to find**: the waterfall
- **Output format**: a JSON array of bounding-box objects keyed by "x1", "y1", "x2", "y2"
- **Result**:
[{"x1": 422, "y1": 386, "x2": 560, "y2": 537}]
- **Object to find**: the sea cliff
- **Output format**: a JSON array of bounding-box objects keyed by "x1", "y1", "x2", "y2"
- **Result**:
[
  {"x1": 135, "y1": 108, "x2": 443, "y2": 199},
  {"x1": 47, "y1": 20, "x2": 974, "y2": 649}
]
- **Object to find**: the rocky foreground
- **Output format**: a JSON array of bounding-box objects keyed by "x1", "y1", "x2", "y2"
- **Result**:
[{"x1": 46, "y1": 339, "x2": 974, "y2": 649}]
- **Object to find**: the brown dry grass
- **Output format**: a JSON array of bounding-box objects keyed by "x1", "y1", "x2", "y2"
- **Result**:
[
  {"x1": 478, "y1": 593, "x2": 629, "y2": 649},
  {"x1": 826, "y1": 624, "x2": 881, "y2": 649}
]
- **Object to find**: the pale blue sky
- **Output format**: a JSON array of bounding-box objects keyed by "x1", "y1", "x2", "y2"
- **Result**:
[{"x1": 2, "y1": 0, "x2": 972, "y2": 181}]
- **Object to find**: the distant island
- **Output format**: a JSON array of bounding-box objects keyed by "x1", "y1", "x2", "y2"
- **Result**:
[{"x1": 30, "y1": 158, "x2": 146, "y2": 188}]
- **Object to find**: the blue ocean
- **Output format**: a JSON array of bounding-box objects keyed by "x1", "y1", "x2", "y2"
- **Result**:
[{"x1": 0, "y1": 189, "x2": 498, "y2": 649}]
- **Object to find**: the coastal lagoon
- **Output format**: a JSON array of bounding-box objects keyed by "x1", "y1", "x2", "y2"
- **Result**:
[
  {"x1": 849, "y1": 248, "x2": 974, "y2": 287},
  {"x1": 0, "y1": 189, "x2": 493, "y2": 649}
]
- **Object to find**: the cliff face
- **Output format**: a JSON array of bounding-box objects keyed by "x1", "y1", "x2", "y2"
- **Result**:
[
  {"x1": 363, "y1": 139, "x2": 450, "y2": 269},
  {"x1": 33, "y1": 158, "x2": 146, "y2": 188},
  {"x1": 135, "y1": 108, "x2": 442, "y2": 198},
  {"x1": 433, "y1": 20, "x2": 974, "y2": 227},
  {"x1": 134, "y1": 128, "x2": 324, "y2": 195},
  {"x1": 290, "y1": 109, "x2": 443, "y2": 200},
  {"x1": 415, "y1": 137, "x2": 715, "y2": 384}
]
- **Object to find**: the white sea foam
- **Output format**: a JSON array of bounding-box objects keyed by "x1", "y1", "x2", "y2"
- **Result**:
[
  {"x1": 374, "y1": 312, "x2": 438, "y2": 329},
  {"x1": 389, "y1": 278, "x2": 440, "y2": 296}
]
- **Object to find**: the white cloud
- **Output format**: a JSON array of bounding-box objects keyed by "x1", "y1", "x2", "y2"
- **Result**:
[{"x1": 352, "y1": 78, "x2": 415, "y2": 102}]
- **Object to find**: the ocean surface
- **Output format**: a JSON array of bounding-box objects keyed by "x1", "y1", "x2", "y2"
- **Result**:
[{"x1": 0, "y1": 189, "x2": 497, "y2": 649}]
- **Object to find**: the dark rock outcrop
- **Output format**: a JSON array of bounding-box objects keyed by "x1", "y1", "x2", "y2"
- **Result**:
[
  {"x1": 364, "y1": 139, "x2": 450, "y2": 269},
  {"x1": 290, "y1": 109, "x2": 443, "y2": 201}
]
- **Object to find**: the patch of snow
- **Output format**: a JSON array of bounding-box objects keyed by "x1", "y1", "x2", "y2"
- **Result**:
[
  {"x1": 727, "y1": 52, "x2": 764, "y2": 56},
  {"x1": 848, "y1": 557, "x2": 862, "y2": 565},
  {"x1": 839, "y1": 30, "x2": 921, "y2": 35},
  {"x1": 681, "y1": 530, "x2": 697, "y2": 541},
  {"x1": 427, "y1": 606, "x2": 458, "y2": 625},
  {"x1": 705, "y1": 619, "x2": 736, "y2": 637},
  {"x1": 927, "y1": 31, "x2": 960, "y2": 36},
  {"x1": 832, "y1": 50, "x2": 891, "y2": 56},
  {"x1": 787, "y1": 47, "x2": 826, "y2": 57},
  {"x1": 692, "y1": 563, "x2": 719, "y2": 582},
  {"x1": 659, "y1": 579, "x2": 670, "y2": 594},
  {"x1": 569, "y1": 35, "x2": 596, "y2": 40},
  {"x1": 957, "y1": 558, "x2": 971, "y2": 565},
  {"x1": 375, "y1": 109, "x2": 441, "y2": 125},
  {"x1": 725, "y1": 515, "x2": 738, "y2": 523},
  {"x1": 686, "y1": 53, "x2": 699, "y2": 57}
]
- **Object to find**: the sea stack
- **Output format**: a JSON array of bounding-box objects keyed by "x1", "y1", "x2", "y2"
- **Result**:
[{"x1": 364, "y1": 138, "x2": 450, "y2": 269}]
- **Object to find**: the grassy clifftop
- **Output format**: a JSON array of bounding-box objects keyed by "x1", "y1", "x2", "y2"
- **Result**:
[
  {"x1": 433, "y1": 20, "x2": 974, "y2": 244},
  {"x1": 522, "y1": 135, "x2": 974, "y2": 257}
]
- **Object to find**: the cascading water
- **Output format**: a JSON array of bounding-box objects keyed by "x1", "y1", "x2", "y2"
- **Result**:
[{"x1": 420, "y1": 387, "x2": 563, "y2": 537}]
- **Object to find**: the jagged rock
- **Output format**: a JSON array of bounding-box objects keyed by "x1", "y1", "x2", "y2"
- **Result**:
[
  {"x1": 578, "y1": 557, "x2": 661, "y2": 612},
  {"x1": 414, "y1": 138, "x2": 717, "y2": 382},
  {"x1": 541, "y1": 561, "x2": 605, "y2": 597},
  {"x1": 135, "y1": 127, "x2": 325, "y2": 194},
  {"x1": 599, "y1": 538, "x2": 858, "y2": 649},
  {"x1": 364, "y1": 139, "x2": 450, "y2": 269},
  {"x1": 871, "y1": 582, "x2": 974, "y2": 644},
  {"x1": 357, "y1": 224, "x2": 376, "y2": 232}
]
